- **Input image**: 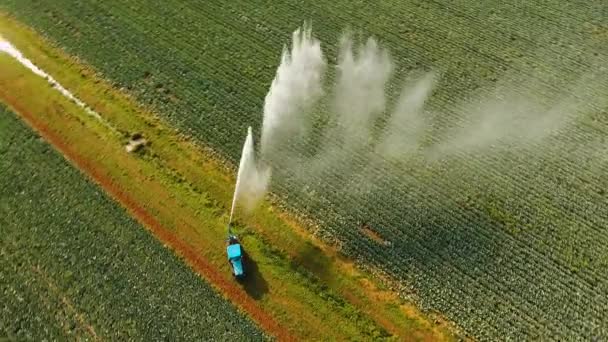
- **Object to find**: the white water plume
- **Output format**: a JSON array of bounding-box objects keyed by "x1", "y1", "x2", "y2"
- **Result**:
[
  {"x1": 229, "y1": 127, "x2": 270, "y2": 224},
  {"x1": 377, "y1": 71, "x2": 437, "y2": 158},
  {"x1": 331, "y1": 35, "x2": 393, "y2": 150},
  {"x1": 296, "y1": 33, "x2": 395, "y2": 178},
  {"x1": 428, "y1": 69, "x2": 608, "y2": 158},
  {"x1": 260, "y1": 23, "x2": 325, "y2": 159},
  {"x1": 237, "y1": 23, "x2": 608, "y2": 221}
]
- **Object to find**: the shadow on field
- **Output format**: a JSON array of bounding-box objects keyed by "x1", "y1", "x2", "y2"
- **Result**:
[
  {"x1": 240, "y1": 250, "x2": 269, "y2": 300},
  {"x1": 422, "y1": 188, "x2": 510, "y2": 275},
  {"x1": 340, "y1": 176, "x2": 507, "y2": 283},
  {"x1": 292, "y1": 240, "x2": 332, "y2": 282},
  {"x1": 400, "y1": 207, "x2": 503, "y2": 273}
]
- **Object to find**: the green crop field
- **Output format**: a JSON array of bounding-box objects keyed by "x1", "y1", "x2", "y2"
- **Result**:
[
  {"x1": 0, "y1": 105, "x2": 264, "y2": 340},
  {"x1": 2, "y1": 0, "x2": 608, "y2": 340}
]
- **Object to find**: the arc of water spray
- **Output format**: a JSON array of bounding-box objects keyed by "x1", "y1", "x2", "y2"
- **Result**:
[
  {"x1": 228, "y1": 127, "x2": 270, "y2": 226},
  {"x1": 260, "y1": 22, "x2": 326, "y2": 160}
]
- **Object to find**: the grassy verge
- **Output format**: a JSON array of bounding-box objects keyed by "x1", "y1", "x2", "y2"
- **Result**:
[{"x1": 0, "y1": 13, "x2": 458, "y2": 340}]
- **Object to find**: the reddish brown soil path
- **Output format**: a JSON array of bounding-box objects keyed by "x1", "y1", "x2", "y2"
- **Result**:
[{"x1": 0, "y1": 90, "x2": 295, "y2": 341}]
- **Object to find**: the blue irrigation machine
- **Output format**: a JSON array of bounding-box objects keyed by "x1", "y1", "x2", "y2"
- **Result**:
[{"x1": 226, "y1": 224, "x2": 245, "y2": 279}]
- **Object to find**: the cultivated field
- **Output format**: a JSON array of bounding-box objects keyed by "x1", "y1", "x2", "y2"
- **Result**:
[
  {"x1": 0, "y1": 19, "x2": 454, "y2": 340},
  {"x1": 2, "y1": 0, "x2": 608, "y2": 340},
  {"x1": 0, "y1": 105, "x2": 264, "y2": 340}
]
